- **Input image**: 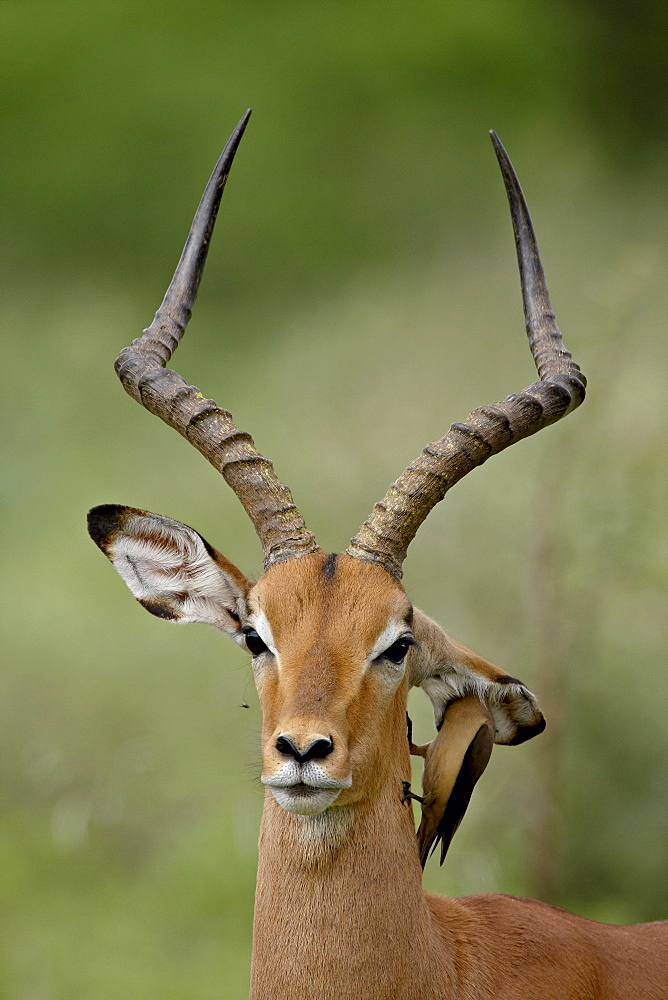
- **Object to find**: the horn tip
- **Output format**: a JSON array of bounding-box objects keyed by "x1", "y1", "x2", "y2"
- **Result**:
[
  {"x1": 226, "y1": 110, "x2": 253, "y2": 155},
  {"x1": 230, "y1": 108, "x2": 253, "y2": 146},
  {"x1": 489, "y1": 129, "x2": 509, "y2": 165}
]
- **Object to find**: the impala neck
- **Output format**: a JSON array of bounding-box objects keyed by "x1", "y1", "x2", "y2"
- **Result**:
[{"x1": 249, "y1": 695, "x2": 456, "y2": 1000}]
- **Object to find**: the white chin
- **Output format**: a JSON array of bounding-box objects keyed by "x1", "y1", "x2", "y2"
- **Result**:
[{"x1": 270, "y1": 786, "x2": 341, "y2": 816}]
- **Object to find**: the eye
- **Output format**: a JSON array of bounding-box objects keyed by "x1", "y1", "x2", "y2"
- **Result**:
[
  {"x1": 379, "y1": 637, "x2": 414, "y2": 664},
  {"x1": 243, "y1": 628, "x2": 269, "y2": 657}
]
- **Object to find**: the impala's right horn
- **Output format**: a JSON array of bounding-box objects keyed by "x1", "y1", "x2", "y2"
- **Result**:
[
  {"x1": 347, "y1": 132, "x2": 586, "y2": 580},
  {"x1": 114, "y1": 110, "x2": 319, "y2": 569}
]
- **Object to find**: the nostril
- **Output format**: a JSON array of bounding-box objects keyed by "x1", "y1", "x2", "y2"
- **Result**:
[
  {"x1": 276, "y1": 735, "x2": 300, "y2": 758},
  {"x1": 301, "y1": 737, "x2": 334, "y2": 763},
  {"x1": 275, "y1": 735, "x2": 334, "y2": 764}
]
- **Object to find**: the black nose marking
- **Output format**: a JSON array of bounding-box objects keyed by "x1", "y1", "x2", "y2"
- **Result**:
[{"x1": 275, "y1": 735, "x2": 334, "y2": 764}]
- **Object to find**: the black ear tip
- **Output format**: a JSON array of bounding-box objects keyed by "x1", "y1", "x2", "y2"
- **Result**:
[
  {"x1": 507, "y1": 715, "x2": 547, "y2": 746},
  {"x1": 87, "y1": 504, "x2": 126, "y2": 550}
]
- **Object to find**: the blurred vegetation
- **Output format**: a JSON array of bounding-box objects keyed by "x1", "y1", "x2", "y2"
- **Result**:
[{"x1": 2, "y1": 1, "x2": 666, "y2": 997}]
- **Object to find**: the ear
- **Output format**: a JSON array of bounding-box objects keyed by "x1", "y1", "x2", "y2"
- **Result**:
[
  {"x1": 87, "y1": 504, "x2": 251, "y2": 637},
  {"x1": 415, "y1": 695, "x2": 494, "y2": 866},
  {"x1": 409, "y1": 608, "x2": 545, "y2": 746}
]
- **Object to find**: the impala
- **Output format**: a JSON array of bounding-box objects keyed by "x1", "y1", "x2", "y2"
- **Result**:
[{"x1": 88, "y1": 111, "x2": 666, "y2": 999}]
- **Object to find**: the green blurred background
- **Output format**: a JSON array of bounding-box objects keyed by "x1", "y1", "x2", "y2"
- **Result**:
[{"x1": 2, "y1": 2, "x2": 666, "y2": 996}]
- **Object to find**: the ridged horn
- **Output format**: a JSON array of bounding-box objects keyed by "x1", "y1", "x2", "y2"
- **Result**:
[
  {"x1": 114, "y1": 111, "x2": 319, "y2": 568},
  {"x1": 346, "y1": 132, "x2": 586, "y2": 579}
]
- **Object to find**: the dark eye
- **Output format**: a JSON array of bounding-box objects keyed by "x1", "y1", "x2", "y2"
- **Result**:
[
  {"x1": 380, "y1": 638, "x2": 413, "y2": 664},
  {"x1": 244, "y1": 629, "x2": 268, "y2": 656}
]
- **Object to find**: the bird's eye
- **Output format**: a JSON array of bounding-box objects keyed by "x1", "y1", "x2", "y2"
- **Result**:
[
  {"x1": 380, "y1": 638, "x2": 413, "y2": 664},
  {"x1": 244, "y1": 629, "x2": 269, "y2": 656}
]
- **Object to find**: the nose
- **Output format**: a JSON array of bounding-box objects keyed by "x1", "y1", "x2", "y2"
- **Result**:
[{"x1": 275, "y1": 734, "x2": 334, "y2": 764}]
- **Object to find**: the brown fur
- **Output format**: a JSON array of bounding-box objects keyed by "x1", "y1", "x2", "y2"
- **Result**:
[
  {"x1": 247, "y1": 553, "x2": 666, "y2": 999},
  {"x1": 86, "y1": 123, "x2": 659, "y2": 998},
  {"x1": 89, "y1": 519, "x2": 667, "y2": 998}
]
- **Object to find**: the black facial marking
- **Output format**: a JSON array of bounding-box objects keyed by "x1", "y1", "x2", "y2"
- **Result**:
[{"x1": 323, "y1": 553, "x2": 337, "y2": 580}]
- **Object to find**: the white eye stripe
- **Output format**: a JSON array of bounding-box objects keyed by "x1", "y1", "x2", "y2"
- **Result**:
[
  {"x1": 242, "y1": 611, "x2": 411, "y2": 669},
  {"x1": 247, "y1": 609, "x2": 278, "y2": 657},
  {"x1": 367, "y1": 620, "x2": 414, "y2": 666}
]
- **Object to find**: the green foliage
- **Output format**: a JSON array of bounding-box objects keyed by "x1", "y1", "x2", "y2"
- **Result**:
[{"x1": 2, "y1": 2, "x2": 666, "y2": 996}]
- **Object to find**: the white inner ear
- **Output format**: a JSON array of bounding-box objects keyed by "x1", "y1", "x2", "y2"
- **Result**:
[
  {"x1": 408, "y1": 609, "x2": 544, "y2": 746},
  {"x1": 108, "y1": 514, "x2": 246, "y2": 632},
  {"x1": 419, "y1": 670, "x2": 540, "y2": 745}
]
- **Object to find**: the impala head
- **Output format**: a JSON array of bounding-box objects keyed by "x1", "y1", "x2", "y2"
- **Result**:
[
  {"x1": 250, "y1": 552, "x2": 413, "y2": 814},
  {"x1": 88, "y1": 111, "x2": 585, "y2": 860}
]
